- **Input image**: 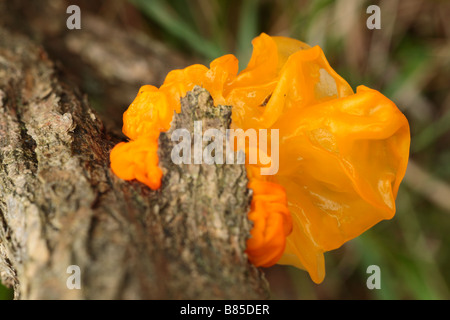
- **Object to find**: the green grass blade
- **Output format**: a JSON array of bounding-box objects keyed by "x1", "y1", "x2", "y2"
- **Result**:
[
  {"x1": 236, "y1": 0, "x2": 259, "y2": 69},
  {"x1": 130, "y1": 0, "x2": 224, "y2": 60}
]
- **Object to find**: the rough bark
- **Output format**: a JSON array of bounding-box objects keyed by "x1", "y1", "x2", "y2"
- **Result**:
[{"x1": 0, "y1": 27, "x2": 269, "y2": 299}]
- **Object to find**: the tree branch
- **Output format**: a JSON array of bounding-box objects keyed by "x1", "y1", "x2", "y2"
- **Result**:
[{"x1": 0, "y1": 27, "x2": 268, "y2": 299}]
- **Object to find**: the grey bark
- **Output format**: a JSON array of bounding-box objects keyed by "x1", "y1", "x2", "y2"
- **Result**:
[{"x1": 0, "y1": 27, "x2": 269, "y2": 299}]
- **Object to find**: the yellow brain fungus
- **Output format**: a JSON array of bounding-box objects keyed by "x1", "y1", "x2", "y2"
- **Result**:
[{"x1": 110, "y1": 33, "x2": 410, "y2": 283}]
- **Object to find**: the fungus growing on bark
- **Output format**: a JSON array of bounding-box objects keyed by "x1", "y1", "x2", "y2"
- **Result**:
[{"x1": 110, "y1": 33, "x2": 410, "y2": 283}]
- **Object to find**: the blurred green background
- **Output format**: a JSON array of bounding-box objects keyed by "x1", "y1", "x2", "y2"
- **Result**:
[{"x1": 1, "y1": 0, "x2": 449, "y2": 299}]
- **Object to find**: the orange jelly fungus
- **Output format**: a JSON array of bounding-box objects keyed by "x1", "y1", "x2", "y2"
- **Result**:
[{"x1": 110, "y1": 33, "x2": 410, "y2": 283}]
